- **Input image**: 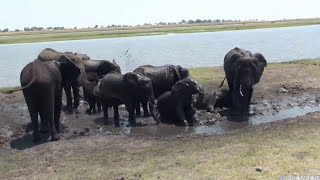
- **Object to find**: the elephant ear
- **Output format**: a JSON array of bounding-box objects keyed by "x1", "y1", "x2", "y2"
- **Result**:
[
  {"x1": 123, "y1": 72, "x2": 139, "y2": 88},
  {"x1": 253, "y1": 53, "x2": 267, "y2": 84},
  {"x1": 173, "y1": 65, "x2": 182, "y2": 82}
]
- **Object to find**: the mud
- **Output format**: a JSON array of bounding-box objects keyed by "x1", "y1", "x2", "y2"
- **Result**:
[{"x1": 2, "y1": 63, "x2": 320, "y2": 150}]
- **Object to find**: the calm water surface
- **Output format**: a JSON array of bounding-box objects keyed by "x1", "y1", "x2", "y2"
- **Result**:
[{"x1": 1, "y1": 25, "x2": 320, "y2": 87}]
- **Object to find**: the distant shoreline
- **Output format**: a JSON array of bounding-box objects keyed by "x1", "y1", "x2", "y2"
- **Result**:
[{"x1": 0, "y1": 18, "x2": 319, "y2": 45}]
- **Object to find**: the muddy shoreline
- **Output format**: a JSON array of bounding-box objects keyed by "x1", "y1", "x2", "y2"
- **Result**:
[{"x1": 2, "y1": 61, "x2": 320, "y2": 150}]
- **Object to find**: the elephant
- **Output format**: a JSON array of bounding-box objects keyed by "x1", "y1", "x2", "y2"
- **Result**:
[
  {"x1": 38, "y1": 48, "x2": 91, "y2": 113},
  {"x1": 193, "y1": 88, "x2": 231, "y2": 112},
  {"x1": 82, "y1": 59, "x2": 121, "y2": 114},
  {"x1": 155, "y1": 77, "x2": 203, "y2": 126},
  {"x1": 10, "y1": 55, "x2": 93, "y2": 142},
  {"x1": 222, "y1": 47, "x2": 267, "y2": 116},
  {"x1": 133, "y1": 65, "x2": 189, "y2": 116},
  {"x1": 95, "y1": 71, "x2": 159, "y2": 127}
]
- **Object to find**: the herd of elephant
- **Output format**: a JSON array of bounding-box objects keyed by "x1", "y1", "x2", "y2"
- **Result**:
[{"x1": 10, "y1": 47, "x2": 267, "y2": 142}]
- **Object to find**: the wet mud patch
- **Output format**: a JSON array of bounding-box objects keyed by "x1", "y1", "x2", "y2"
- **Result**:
[{"x1": 1, "y1": 87, "x2": 320, "y2": 148}]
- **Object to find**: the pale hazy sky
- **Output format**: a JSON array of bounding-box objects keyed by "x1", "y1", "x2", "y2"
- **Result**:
[{"x1": 1, "y1": 0, "x2": 319, "y2": 29}]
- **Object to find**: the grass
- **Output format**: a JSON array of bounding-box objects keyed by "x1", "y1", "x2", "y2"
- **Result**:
[
  {"x1": 0, "y1": 86, "x2": 20, "y2": 93},
  {"x1": 0, "y1": 19, "x2": 320, "y2": 44},
  {"x1": 1, "y1": 116, "x2": 320, "y2": 179}
]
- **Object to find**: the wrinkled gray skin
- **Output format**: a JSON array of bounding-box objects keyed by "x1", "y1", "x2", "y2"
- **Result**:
[
  {"x1": 96, "y1": 72, "x2": 159, "y2": 127},
  {"x1": 193, "y1": 88, "x2": 231, "y2": 112},
  {"x1": 155, "y1": 77, "x2": 203, "y2": 126},
  {"x1": 13, "y1": 55, "x2": 92, "y2": 142},
  {"x1": 82, "y1": 59, "x2": 121, "y2": 114},
  {"x1": 224, "y1": 47, "x2": 267, "y2": 116},
  {"x1": 133, "y1": 65, "x2": 189, "y2": 116},
  {"x1": 38, "y1": 48, "x2": 91, "y2": 113}
]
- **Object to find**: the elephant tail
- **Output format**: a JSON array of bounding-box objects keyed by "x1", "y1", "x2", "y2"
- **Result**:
[
  {"x1": 3, "y1": 76, "x2": 37, "y2": 94},
  {"x1": 148, "y1": 101, "x2": 161, "y2": 124},
  {"x1": 218, "y1": 77, "x2": 226, "y2": 88}
]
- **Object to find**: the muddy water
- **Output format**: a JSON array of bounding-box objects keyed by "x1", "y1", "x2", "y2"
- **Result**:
[{"x1": 2, "y1": 93, "x2": 320, "y2": 138}]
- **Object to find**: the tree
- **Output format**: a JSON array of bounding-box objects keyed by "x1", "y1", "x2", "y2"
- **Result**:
[
  {"x1": 74, "y1": 27, "x2": 77, "y2": 29},
  {"x1": 24, "y1": 27, "x2": 30, "y2": 31},
  {"x1": 187, "y1": 19, "x2": 194, "y2": 24},
  {"x1": 1, "y1": 28, "x2": 9, "y2": 32},
  {"x1": 179, "y1": 20, "x2": 186, "y2": 24},
  {"x1": 94, "y1": 25, "x2": 98, "y2": 28},
  {"x1": 195, "y1": 19, "x2": 202, "y2": 23},
  {"x1": 14, "y1": 29, "x2": 21, "y2": 32},
  {"x1": 207, "y1": 19, "x2": 212, "y2": 23}
]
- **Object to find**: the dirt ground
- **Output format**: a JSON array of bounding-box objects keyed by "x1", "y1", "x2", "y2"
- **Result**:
[{"x1": 1, "y1": 60, "x2": 320, "y2": 179}]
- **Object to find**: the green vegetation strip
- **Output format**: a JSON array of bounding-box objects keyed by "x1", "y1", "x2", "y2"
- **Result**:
[{"x1": 0, "y1": 19, "x2": 320, "y2": 44}]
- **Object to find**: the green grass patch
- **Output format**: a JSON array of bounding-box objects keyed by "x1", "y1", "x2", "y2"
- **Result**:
[
  {"x1": 0, "y1": 86, "x2": 20, "y2": 93},
  {"x1": 1, "y1": 19, "x2": 320, "y2": 44}
]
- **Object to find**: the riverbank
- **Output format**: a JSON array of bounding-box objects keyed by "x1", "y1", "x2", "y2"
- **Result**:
[
  {"x1": 0, "y1": 19, "x2": 319, "y2": 45},
  {"x1": 1, "y1": 58, "x2": 320, "y2": 179}
]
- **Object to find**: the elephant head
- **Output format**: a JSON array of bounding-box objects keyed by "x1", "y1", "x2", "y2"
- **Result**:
[
  {"x1": 97, "y1": 60, "x2": 121, "y2": 77},
  {"x1": 75, "y1": 52, "x2": 90, "y2": 60},
  {"x1": 56, "y1": 55, "x2": 95, "y2": 92},
  {"x1": 172, "y1": 77, "x2": 203, "y2": 97},
  {"x1": 224, "y1": 47, "x2": 267, "y2": 116},
  {"x1": 173, "y1": 65, "x2": 190, "y2": 81},
  {"x1": 123, "y1": 72, "x2": 159, "y2": 123}
]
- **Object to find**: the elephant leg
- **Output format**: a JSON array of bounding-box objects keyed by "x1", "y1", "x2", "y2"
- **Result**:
[
  {"x1": 135, "y1": 101, "x2": 141, "y2": 117},
  {"x1": 231, "y1": 90, "x2": 241, "y2": 115},
  {"x1": 63, "y1": 85, "x2": 73, "y2": 114},
  {"x1": 92, "y1": 98, "x2": 97, "y2": 114},
  {"x1": 54, "y1": 89, "x2": 62, "y2": 132},
  {"x1": 97, "y1": 100, "x2": 102, "y2": 113},
  {"x1": 125, "y1": 103, "x2": 136, "y2": 127},
  {"x1": 39, "y1": 111, "x2": 48, "y2": 133},
  {"x1": 113, "y1": 104, "x2": 120, "y2": 127},
  {"x1": 72, "y1": 83, "x2": 80, "y2": 109},
  {"x1": 141, "y1": 100, "x2": 150, "y2": 117},
  {"x1": 102, "y1": 103, "x2": 109, "y2": 125},
  {"x1": 31, "y1": 111, "x2": 40, "y2": 142},
  {"x1": 175, "y1": 100, "x2": 187, "y2": 126},
  {"x1": 83, "y1": 87, "x2": 88, "y2": 101},
  {"x1": 24, "y1": 94, "x2": 41, "y2": 142}
]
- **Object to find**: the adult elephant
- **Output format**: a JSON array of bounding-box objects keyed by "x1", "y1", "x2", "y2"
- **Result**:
[
  {"x1": 83, "y1": 59, "x2": 121, "y2": 114},
  {"x1": 38, "y1": 48, "x2": 91, "y2": 113},
  {"x1": 9, "y1": 55, "x2": 93, "y2": 142},
  {"x1": 155, "y1": 77, "x2": 203, "y2": 126},
  {"x1": 96, "y1": 71, "x2": 159, "y2": 127},
  {"x1": 133, "y1": 65, "x2": 189, "y2": 116},
  {"x1": 223, "y1": 47, "x2": 267, "y2": 116}
]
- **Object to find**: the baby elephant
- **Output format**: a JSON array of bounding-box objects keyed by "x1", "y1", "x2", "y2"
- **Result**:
[
  {"x1": 193, "y1": 88, "x2": 231, "y2": 112},
  {"x1": 156, "y1": 77, "x2": 203, "y2": 126}
]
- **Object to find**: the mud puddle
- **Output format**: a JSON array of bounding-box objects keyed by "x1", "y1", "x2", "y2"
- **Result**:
[{"x1": 1, "y1": 93, "x2": 320, "y2": 141}]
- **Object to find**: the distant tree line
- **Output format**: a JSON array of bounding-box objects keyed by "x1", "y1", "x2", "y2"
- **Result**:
[{"x1": 0, "y1": 19, "x2": 248, "y2": 32}]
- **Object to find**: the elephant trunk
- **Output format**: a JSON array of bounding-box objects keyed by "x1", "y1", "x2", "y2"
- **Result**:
[
  {"x1": 147, "y1": 92, "x2": 160, "y2": 124},
  {"x1": 77, "y1": 72, "x2": 97, "y2": 95}
]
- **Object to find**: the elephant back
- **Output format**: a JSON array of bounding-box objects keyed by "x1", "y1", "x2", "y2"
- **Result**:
[{"x1": 134, "y1": 65, "x2": 178, "y2": 98}]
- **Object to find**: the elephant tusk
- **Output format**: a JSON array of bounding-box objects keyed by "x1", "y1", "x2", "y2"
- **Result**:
[{"x1": 240, "y1": 84, "x2": 244, "y2": 97}]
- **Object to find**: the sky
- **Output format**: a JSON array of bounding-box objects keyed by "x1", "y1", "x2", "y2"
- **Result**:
[{"x1": 1, "y1": 0, "x2": 320, "y2": 30}]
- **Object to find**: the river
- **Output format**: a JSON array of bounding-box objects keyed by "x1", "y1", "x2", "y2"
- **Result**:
[{"x1": 0, "y1": 25, "x2": 320, "y2": 87}]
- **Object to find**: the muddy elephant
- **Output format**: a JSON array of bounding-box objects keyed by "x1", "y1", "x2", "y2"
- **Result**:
[
  {"x1": 83, "y1": 59, "x2": 121, "y2": 114},
  {"x1": 133, "y1": 65, "x2": 189, "y2": 116},
  {"x1": 193, "y1": 88, "x2": 231, "y2": 112},
  {"x1": 11, "y1": 55, "x2": 93, "y2": 142},
  {"x1": 155, "y1": 77, "x2": 203, "y2": 126},
  {"x1": 96, "y1": 71, "x2": 159, "y2": 127},
  {"x1": 223, "y1": 47, "x2": 267, "y2": 116},
  {"x1": 38, "y1": 48, "x2": 91, "y2": 113}
]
